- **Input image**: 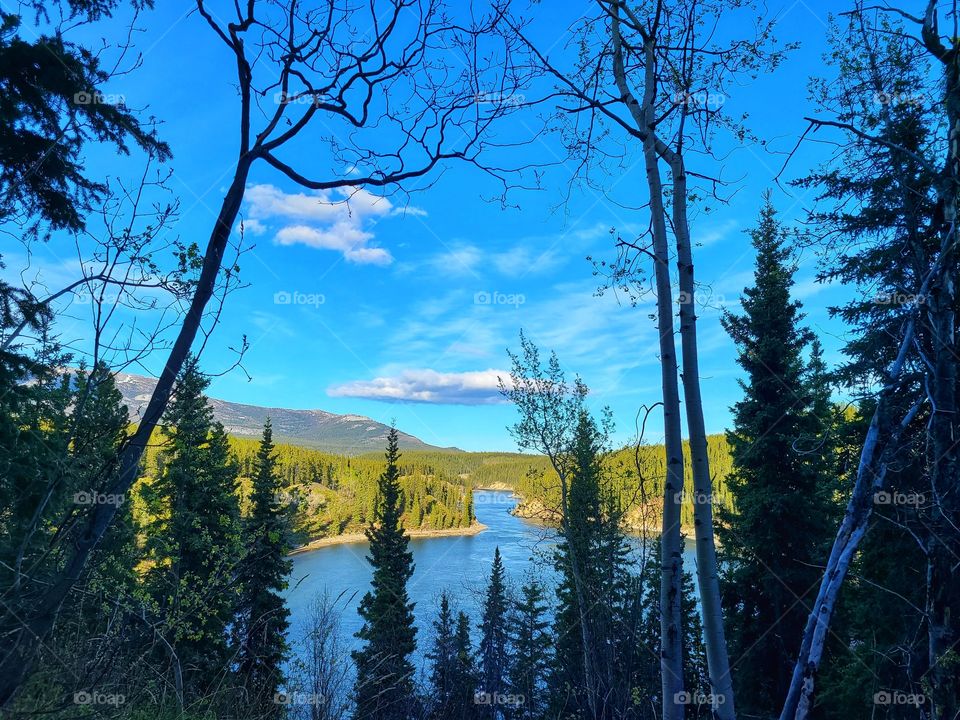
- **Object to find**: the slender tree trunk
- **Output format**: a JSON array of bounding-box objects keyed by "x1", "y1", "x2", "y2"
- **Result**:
[
  {"x1": 780, "y1": 299, "x2": 929, "y2": 720},
  {"x1": 668, "y1": 149, "x2": 736, "y2": 719},
  {"x1": 645, "y1": 141, "x2": 686, "y2": 720},
  {"x1": 925, "y1": 28, "x2": 960, "y2": 719},
  {"x1": 641, "y1": 74, "x2": 687, "y2": 720},
  {"x1": 608, "y1": 9, "x2": 686, "y2": 715},
  {"x1": 0, "y1": 153, "x2": 255, "y2": 707}
]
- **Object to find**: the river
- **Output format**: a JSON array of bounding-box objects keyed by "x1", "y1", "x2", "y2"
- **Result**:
[{"x1": 284, "y1": 489, "x2": 696, "y2": 676}]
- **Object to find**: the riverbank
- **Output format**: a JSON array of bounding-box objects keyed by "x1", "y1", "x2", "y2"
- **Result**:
[
  {"x1": 512, "y1": 496, "x2": 699, "y2": 536},
  {"x1": 289, "y1": 520, "x2": 488, "y2": 555}
]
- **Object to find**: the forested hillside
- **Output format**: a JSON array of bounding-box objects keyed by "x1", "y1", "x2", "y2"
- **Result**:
[
  {"x1": 133, "y1": 438, "x2": 478, "y2": 544},
  {"x1": 507, "y1": 435, "x2": 734, "y2": 530}
]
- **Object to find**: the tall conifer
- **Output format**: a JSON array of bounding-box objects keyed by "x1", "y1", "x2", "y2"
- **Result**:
[{"x1": 352, "y1": 428, "x2": 417, "y2": 720}]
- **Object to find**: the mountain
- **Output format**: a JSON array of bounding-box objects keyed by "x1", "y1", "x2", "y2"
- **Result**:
[{"x1": 113, "y1": 372, "x2": 456, "y2": 454}]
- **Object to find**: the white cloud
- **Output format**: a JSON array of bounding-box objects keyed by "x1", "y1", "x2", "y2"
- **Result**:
[
  {"x1": 328, "y1": 368, "x2": 508, "y2": 405},
  {"x1": 421, "y1": 222, "x2": 610, "y2": 279},
  {"x1": 245, "y1": 184, "x2": 403, "y2": 265}
]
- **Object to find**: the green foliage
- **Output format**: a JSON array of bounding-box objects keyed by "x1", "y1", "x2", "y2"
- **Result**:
[
  {"x1": 510, "y1": 436, "x2": 734, "y2": 532},
  {"x1": 224, "y1": 441, "x2": 478, "y2": 542},
  {"x1": 478, "y1": 547, "x2": 511, "y2": 718},
  {"x1": 549, "y1": 411, "x2": 642, "y2": 720},
  {"x1": 427, "y1": 593, "x2": 481, "y2": 720},
  {"x1": 233, "y1": 419, "x2": 294, "y2": 717},
  {"x1": 141, "y1": 361, "x2": 243, "y2": 705},
  {"x1": 507, "y1": 580, "x2": 551, "y2": 720},
  {"x1": 0, "y1": 3, "x2": 169, "y2": 234},
  {"x1": 716, "y1": 199, "x2": 838, "y2": 716},
  {"x1": 352, "y1": 428, "x2": 419, "y2": 720}
]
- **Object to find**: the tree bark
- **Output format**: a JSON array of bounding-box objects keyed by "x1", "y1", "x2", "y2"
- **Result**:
[
  {"x1": 779, "y1": 294, "x2": 929, "y2": 720},
  {"x1": 922, "y1": 4, "x2": 960, "y2": 715},
  {"x1": 638, "y1": 48, "x2": 687, "y2": 720},
  {"x1": 608, "y1": 9, "x2": 686, "y2": 715},
  {"x1": 668, "y1": 147, "x2": 736, "y2": 719}
]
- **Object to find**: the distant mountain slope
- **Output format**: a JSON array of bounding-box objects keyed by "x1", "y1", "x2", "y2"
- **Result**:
[{"x1": 114, "y1": 372, "x2": 456, "y2": 454}]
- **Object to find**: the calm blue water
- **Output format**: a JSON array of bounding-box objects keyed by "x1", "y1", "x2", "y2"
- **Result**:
[
  {"x1": 285, "y1": 490, "x2": 559, "y2": 657},
  {"x1": 284, "y1": 489, "x2": 696, "y2": 674}
]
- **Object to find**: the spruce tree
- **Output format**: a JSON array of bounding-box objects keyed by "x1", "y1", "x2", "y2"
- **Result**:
[
  {"x1": 717, "y1": 198, "x2": 833, "y2": 716},
  {"x1": 455, "y1": 611, "x2": 480, "y2": 720},
  {"x1": 66, "y1": 365, "x2": 139, "y2": 620},
  {"x1": 234, "y1": 419, "x2": 293, "y2": 716},
  {"x1": 507, "y1": 579, "x2": 550, "y2": 720},
  {"x1": 352, "y1": 427, "x2": 417, "y2": 720},
  {"x1": 794, "y1": 19, "x2": 939, "y2": 714},
  {"x1": 142, "y1": 360, "x2": 242, "y2": 702},
  {"x1": 427, "y1": 593, "x2": 459, "y2": 719},
  {"x1": 427, "y1": 592, "x2": 476, "y2": 720},
  {"x1": 478, "y1": 547, "x2": 511, "y2": 719},
  {"x1": 549, "y1": 410, "x2": 634, "y2": 719}
]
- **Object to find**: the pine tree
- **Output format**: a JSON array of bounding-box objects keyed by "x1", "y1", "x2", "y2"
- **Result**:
[
  {"x1": 453, "y1": 611, "x2": 480, "y2": 720},
  {"x1": 142, "y1": 360, "x2": 242, "y2": 702},
  {"x1": 793, "y1": 16, "x2": 941, "y2": 714},
  {"x1": 427, "y1": 593, "x2": 460, "y2": 719},
  {"x1": 34, "y1": 366, "x2": 143, "y2": 705},
  {"x1": 478, "y1": 547, "x2": 511, "y2": 719},
  {"x1": 234, "y1": 419, "x2": 293, "y2": 716},
  {"x1": 352, "y1": 427, "x2": 417, "y2": 720},
  {"x1": 549, "y1": 410, "x2": 635, "y2": 719},
  {"x1": 427, "y1": 592, "x2": 477, "y2": 720},
  {"x1": 507, "y1": 579, "x2": 550, "y2": 720},
  {"x1": 67, "y1": 365, "x2": 138, "y2": 616},
  {"x1": 717, "y1": 198, "x2": 834, "y2": 716}
]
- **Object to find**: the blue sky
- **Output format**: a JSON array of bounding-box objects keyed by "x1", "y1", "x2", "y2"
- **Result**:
[{"x1": 10, "y1": 0, "x2": 861, "y2": 452}]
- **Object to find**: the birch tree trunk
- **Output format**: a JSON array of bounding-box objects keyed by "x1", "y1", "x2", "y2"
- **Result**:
[
  {"x1": 667, "y1": 147, "x2": 736, "y2": 719},
  {"x1": 779, "y1": 277, "x2": 935, "y2": 719},
  {"x1": 921, "y1": 5, "x2": 960, "y2": 715},
  {"x1": 610, "y1": 15, "x2": 688, "y2": 714}
]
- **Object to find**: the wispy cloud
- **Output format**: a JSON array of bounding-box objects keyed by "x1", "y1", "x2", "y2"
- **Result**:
[
  {"x1": 328, "y1": 368, "x2": 508, "y2": 405},
  {"x1": 243, "y1": 184, "x2": 411, "y2": 265},
  {"x1": 420, "y1": 222, "x2": 611, "y2": 279}
]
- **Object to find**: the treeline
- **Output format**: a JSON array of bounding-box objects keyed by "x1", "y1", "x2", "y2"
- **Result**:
[
  {"x1": 2, "y1": 360, "x2": 298, "y2": 718},
  {"x1": 332, "y1": 196, "x2": 864, "y2": 720},
  {"x1": 335, "y1": 425, "x2": 710, "y2": 720},
  {"x1": 139, "y1": 438, "x2": 475, "y2": 543},
  {"x1": 509, "y1": 436, "x2": 735, "y2": 531}
]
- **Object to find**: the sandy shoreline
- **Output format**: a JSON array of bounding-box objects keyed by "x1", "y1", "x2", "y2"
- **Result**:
[{"x1": 289, "y1": 521, "x2": 488, "y2": 555}]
